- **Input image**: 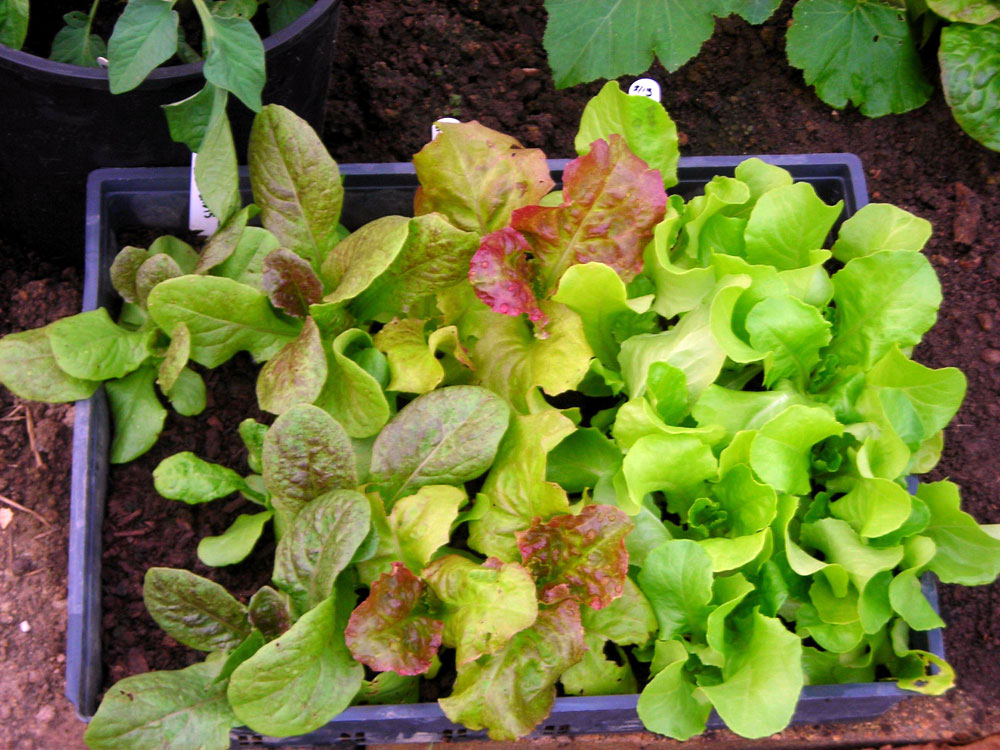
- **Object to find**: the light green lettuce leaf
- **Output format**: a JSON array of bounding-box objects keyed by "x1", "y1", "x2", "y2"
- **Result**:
[
  {"x1": 228, "y1": 594, "x2": 363, "y2": 736},
  {"x1": 919, "y1": 480, "x2": 1000, "y2": 585},
  {"x1": 828, "y1": 250, "x2": 941, "y2": 369},
  {"x1": 830, "y1": 477, "x2": 912, "y2": 539},
  {"x1": 575, "y1": 80, "x2": 679, "y2": 187},
  {"x1": 47, "y1": 308, "x2": 152, "y2": 381},
  {"x1": 746, "y1": 295, "x2": 832, "y2": 388},
  {"x1": 469, "y1": 410, "x2": 575, "y2": 560},
  {"x1": 423, "y1": 554, "x2": 538, "y2": 665},
  {"x1": 0, "y1": 327, "x2": 100, "y2": 403},
  {"x1": 620, "y1": 434, "x2": 718, "y2": 515},
  {"x1": 742, "y1": 181, "x2": 842, "y2": 269},
  {"x1": 438, "y1": 599, "x2": 585, "y2": 740},
  {"x1": 638, "y1": 539, "x2": 714, "y2": 641},
  {"x1": 832, "y1": 203, "x2": 932, "y2": 262},
  {"x1": 749, "y1": 404, "x2": 843, "y2": 495},
  {"x1": 314, "y1": 328, "x2": 390, "y2": 439},
  {"x1": 561, "y1": 632, "x2": 637, "y2": 696}
]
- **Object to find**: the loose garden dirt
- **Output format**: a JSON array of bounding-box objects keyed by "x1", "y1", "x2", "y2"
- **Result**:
[{"x1": 1, "y1": 1, "x2": 998, "y2": 748}]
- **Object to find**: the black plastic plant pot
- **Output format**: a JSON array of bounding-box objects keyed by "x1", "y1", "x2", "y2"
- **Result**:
[
  {"x1": 67, "y1": 155, "x2": 946, "y2": 745},
  {"x1": 0, "y1": 0, "x2": 340, "y2": 254}
]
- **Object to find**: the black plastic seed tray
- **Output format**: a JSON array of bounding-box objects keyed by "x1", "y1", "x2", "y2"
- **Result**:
[{"x1": 67, "y1": 155, "x2": 945, "y2": 746}]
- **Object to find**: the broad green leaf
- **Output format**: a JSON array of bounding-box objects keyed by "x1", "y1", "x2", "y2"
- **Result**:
[
  {"x1": 106, "y1": 366, "x2": 167, "y2": 463},
  {"x1": 257, "y1": 317, "x2": 327, "y2": 415},
  {"x1": 151, "y1": 235, "x2": 199, "y2": 273},
  {"x1": 213, "y1": 226, "x2": 280, "y2": 287},
  {"x1": 268, "y1": 0, "x2": 312, "y2": 31},
  {"x1": 352, "y1": 213, "x2": 481, "y2": 319},
  {"x1": 345, "y1": 563, "x2": 443, "y2": 675},
  {"x1": 517, "y1": 505, "x2": 633, "y2": 609},
  {"x1": 314, "y1": 328, "x2": 390, "y2": 438},
  {"x1": 249, "y1": 105, "x2": 344, "y2": 269},
  {"x1": 700, "y1": 611, "x2": 803, "y2": 738},
  {"x1": 320, "y1": 216, "x2": 409, "y2": 304},
  {"x1": 143, "y1": 567, "x2": 249, "y2": 651},
  {"x1": 228, "y1": 594, "x2": 363, "y2": 736},
  {"x1": 546, "y1": 427, "x2": 622, "y2": 500},
  {"x1": 471, "y1": 301, "x2": 593, "y2": 412},
  {"x1": 919, "y1": 480, "x2": 1000, "y2": 585},
  {"x1": 749, "y1": 405, "x2": 843, "y2": 495},
  {"x1": 621, "y1": 434, "x2": 718, "y2": 515},
  {"x1": 746, "y1": 295, "x2": 832, "y2": 388},
  {"x1": 373, "y1": 319, "x2": 445, "y2": 394},
  {"x1": 0, "y1": 0, "x2": 29, "y2": 48},
  {"x1": 929, "y1": 0, "x2": 1000, "y2": 24},
  {"x1": 551, "y1": 261, "x2": 638, "y2": 368},
  {"x1": 423, "y1": 555, "x2": 538, "y2": 665},
  {"x1": 261, "y1": 404, "x2": 357, "y2": 525},
  {"x1": 575, "y1": 81, "x2": 679, "y2": 187},
  {"x1": 107, "y1": 0, "x2": 179, "y2": 93},
  {"x1": 391, "y1": 485, "x2": 467, "y2": 572},
  {"x1": 863, "y1": 346, "x2": 966, "y2": 445},
  {"x1": 198, "y1": 511, "x2": 273, "y2": 567},
  {"x1": 273, "y1": 489, "x2": 370, "y2": 613},
  {"x1": 370, "y1": 386, "x2": 509, "y2": 507},
  {"x1": 354, "y1": 671, "x2": 420, "y2": 706},
  {"x1": 50, "y1": 10, "x2": 107, "y2": 66},
  {"x1": 84, "y1": 661, "x2": 236, "y2": 750},
  {"x1": 166, "y1": 367, "x2": 206, "y2": 416},
  {"x1": 438, "y1": 599, "x2": 585, "y2": 740},
  {"x1": 147, "y1": 275, "x2": 300, "y2": 368},
  {"x1": 832, "y1": 203, "x2": 933, "y2": 262},
  {"x1": 512, "y1": 135, "x2": 666, "y2": 296},
  {"x1": 543, "y1": 0, "x2": 723, "y2": 86},
  {"x1": 831, "y1": 477, "x2": 912, "y2": 538},
  {"x1": 469, "y1": 410, "x2": 575, "y2": 560},
  {"x1": 644, "y1": 209, "x2": 716, "y2": 319},
  {"x1": 889, "y1": 535, "x2": 945, "y2": 630},
  {"x1": 582, "y1": 576, "x2": 658, "y2": 646},
  {"x1": 562, "y1": 632, "x2": 637, "y2": 696},
  {"x1": 198, "y1": 11, "x2": 265, "y2": 110},
  {"x1": 110, "y1": 246, "x2": 152, "y2": 304},
  {"x1": 47, "y1": 309, "x2": 151, "y2": 381},
  {"x1": 638, "y1": 540, "x2": 715, "y2": 640},
  {"x1": 216, "y1": 630, "x2": 266, "y2": 684},
  {"x1": 786, "y1": 0, "x2": 933, "y2": 117},
  {"x1": 162, "y1": 83, "x2": 223, "y2": 152},
  {"x1": 678, "y1": 175, "x2": 750, "y2": 263},
  {"x1": 412, "y1": 121, "x2": 553, "y2": 234},
  {"x1": 742, "y1": 182, "x2": 842, "y2": 269},
  {"x1": 195, "y1": 106, "x2": 241, "y2": 226},
  {"x1": 940, "y1": 21, "x2": 1000, "y2": 152},
  {"x1": 801, "y1": 518, "x2": 904, "y2": 596},
  {"x1": 0, "y1": 328, "x2": 99, "y2": 403},
  {"x1": 637, "y1": 657, "x2": 712, "y2": 740},
  {"x1": 153, "y1": 451, "x2": 249, "y2": 504},
  {"x1": 829, "y1": 251, "x2": 941, "y2": 369},
  {"x1": 612, "y1": 397, "x2": 724, "y2": 453}
]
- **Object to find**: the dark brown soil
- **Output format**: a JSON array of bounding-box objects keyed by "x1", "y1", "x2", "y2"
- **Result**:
[{"x1": 1, "y1": 0, "x2": 999, "y2": 748}]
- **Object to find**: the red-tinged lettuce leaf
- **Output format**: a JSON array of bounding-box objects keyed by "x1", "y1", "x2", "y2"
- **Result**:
[
  {"x1": 262, "y1": 248, "x2": 324, "y2": 318},
  {"x1": 517, "y1": 504, "x2": 632, "y2": 609},
  {"x1": 345, "y1": 563, "x2": 443, "y2": 675},
  {"x1": 512, "y1": 135, "x2": 666, "y2": 296},
  {"x1": 438, "y1": 599, "x2": 587, "y2": 741},
  {"x1": 468, "y1": 227, "x2": 548, "y2": 326},
  {"x1": 412, "y1": 121, "x2": 554, "y2": 234}
]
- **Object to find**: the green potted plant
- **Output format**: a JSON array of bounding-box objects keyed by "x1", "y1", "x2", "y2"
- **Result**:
[
  {"x1": 0, "y1": 0, "x2": 341, "y2": 251},
  {"x1": 3, "y1": 84, "x2": 997, "y2": 746}
]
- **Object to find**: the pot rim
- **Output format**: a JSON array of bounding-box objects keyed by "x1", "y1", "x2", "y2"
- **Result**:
[{"x1": 0, "y1": 0, "x2": 340, "y2": 89}]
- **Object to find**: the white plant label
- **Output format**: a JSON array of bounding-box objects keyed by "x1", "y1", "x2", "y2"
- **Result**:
[
  {"x1": 431, "y1": 117, "x2": 461, "y2": 141},
  {"x1": 628, "y1": 78, "x2": 661, "y2": 102},
  {"x1": 188, "y1": 153, "x2": 219, "y2": 235}
]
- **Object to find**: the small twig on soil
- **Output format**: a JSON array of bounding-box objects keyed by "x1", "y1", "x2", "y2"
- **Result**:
[
  {"x1": 0, "y1": 493, "x2": 52, "y2": 527},
  {"x1": 23, "y1": 405, "x2": 45, "y2": 469},
  {"x1": 0, "y1": 403, "x2": 24, "y2": 421},
  {"x1": 111, "y1": 528, "x2": 150, "y2": 538},
  {"x1": 24, "y1": 568, "x2": 44, "y2": 578},
  {"x1": 32, "y1": 528, "x2": 58, "y2": 541}
]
